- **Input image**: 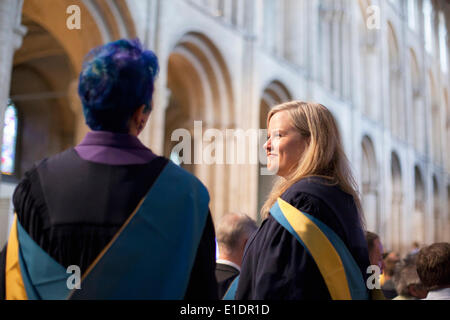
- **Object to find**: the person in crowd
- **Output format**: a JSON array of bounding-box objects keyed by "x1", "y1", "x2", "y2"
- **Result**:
[
  {"x1": 405, "y1": 241, "x2": 421, "y2": 261},
  {"x1": 365, "y1": 231, "x2": 386, "y2": 298},
  {"x1": 392, "y1": 257, "x2": 428, "y2": 300},
  {"x1": 0, "y1": 38, "x2": 217, "y2": 300},
  {"x1": 215, "y1": 213, "x2": 257, "y2": 298},
  {"x1": 381, "y1": 251, "x2": 400, "y2": 299},
  {"x1": 365, "y1": 231, "x2": 385, "y2": 274},
  {"x1": 235, "y1": 101, "x2": 371, "y2": 300},
  {"x1": 410, "y1": 241, "x2": 420, "y2": 255},
  {"x1": 416, "y1": 242, "x2": 450, "y2": 300}
]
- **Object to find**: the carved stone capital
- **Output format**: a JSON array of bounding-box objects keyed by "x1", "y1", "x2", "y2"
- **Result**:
[{"x1": 13, "y1": 24, "x2": 27, "y2": 50}]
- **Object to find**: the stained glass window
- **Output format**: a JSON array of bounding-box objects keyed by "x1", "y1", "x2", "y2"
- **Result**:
[{"x1": 1, "y1": 100, "x2": 18, "y2": 175}]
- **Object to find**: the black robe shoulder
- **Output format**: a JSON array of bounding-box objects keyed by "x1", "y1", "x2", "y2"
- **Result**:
[
  {"x1": 0, "y1": 149, "x2": 218, "y2": 300},
  {"x1": 235, "y1": 177, "x2": 370, "y2": 300}
]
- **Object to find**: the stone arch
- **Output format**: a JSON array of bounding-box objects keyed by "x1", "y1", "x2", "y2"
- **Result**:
[
  {"x1": 10, "y1": 17, "x2": 76, "y2": 178},
  {"x1": 260, "y1": 80, "x2": 292, "y2": 127},
  {"x1": 164, "y1": 31, "x2": 234, "y2": 221},
  {"x1": 387, "y1": 22, "x2": 404, "y2": 140},
  {"x1": 256, "y1": 80, "x2": 293, "y2": 221},
  {"x1": 22, "y1": 0, "x2": 136, "y2": 73},
  {"x1": 20, "y1": 0, "x2": 137, "y2": 144},
  {"x1": 413, "y1": 166, "x2": 426, "y2": 245},
  {"x1": 391, "y1": 151, "x2": 403, "y2": 251},
  {"x1": 166, "y1": 32, "x2": 234, "y2": 128},
  {"x1": 10, "y1": 0, "x2": 139, "y2": 177},
  {"x1": 361, "y1": 135, "x2": 379, "y2": 233}
]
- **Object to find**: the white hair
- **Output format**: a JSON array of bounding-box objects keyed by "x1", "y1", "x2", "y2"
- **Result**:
[{"x1": 215, "y1": 213, "x2": 257, "y2": 251}]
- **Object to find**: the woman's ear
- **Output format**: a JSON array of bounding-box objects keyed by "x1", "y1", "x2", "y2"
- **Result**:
[{"x1": 130, "y1": 104, "x2": 150, "y2": 136}]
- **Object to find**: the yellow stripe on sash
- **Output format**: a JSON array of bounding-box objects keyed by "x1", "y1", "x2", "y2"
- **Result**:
[
  {"x1": 277, "y1": 198, "x2": 352, "y2": 300},
  {"x1": 5, "y1": 214, "x2": 28, "y2": 300}
]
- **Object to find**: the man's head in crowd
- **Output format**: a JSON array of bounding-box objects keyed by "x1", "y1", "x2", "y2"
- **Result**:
[
  {"x1": 416, "y1": 242, "x2": 450, "y2": 291},
  {"x1": 393, "y1": 257, "x2": 428, "y2": 299},
  {"x1": 366, "y1": 231, "x2": 385, "y2": 273}
]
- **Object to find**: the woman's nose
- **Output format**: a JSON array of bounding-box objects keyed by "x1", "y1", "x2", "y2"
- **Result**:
[{"x1": 264, "y1": 139, "x2": 270, "y2": 151}]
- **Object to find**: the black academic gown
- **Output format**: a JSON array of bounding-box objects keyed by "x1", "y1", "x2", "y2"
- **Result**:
[
  {"x1": 235, "y1": 177, "x2": 371, "y2": 300},
  {"x1": 215, "y1": 262, "x2": 240, "y2": 298},
  {"x1": 0, "y1": 149, "x2": 218, "y2": 299}
]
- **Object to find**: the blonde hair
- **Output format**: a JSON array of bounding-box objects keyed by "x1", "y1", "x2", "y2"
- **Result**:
[{"x1": 261, "y1": 101, "x2": 365, "y2": 228}]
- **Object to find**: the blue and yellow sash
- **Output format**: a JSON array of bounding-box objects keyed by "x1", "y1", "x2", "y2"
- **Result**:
[
  {"x1": 5, "y1": 161, "x2": 210, "y2": 300},
  {"x1": 224, "y1": 198, "x2": 369, "y2": 300},
  {"x1": 271, "y1": 198, "x2": 368, "y2": 300}
]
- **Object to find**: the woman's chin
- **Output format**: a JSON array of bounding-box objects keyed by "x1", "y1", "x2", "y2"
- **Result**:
[
  {"x1": 268, "y1": 163, "x2": 290, "y2": 177},
  {"x1": 266, "y1": 163, "x2": 281, "y2": 176}
]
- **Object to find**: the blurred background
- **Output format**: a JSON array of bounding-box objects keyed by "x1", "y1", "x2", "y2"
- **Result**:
[{"x1": 0, "y1": 0, "x2": 448, "y2": 256}]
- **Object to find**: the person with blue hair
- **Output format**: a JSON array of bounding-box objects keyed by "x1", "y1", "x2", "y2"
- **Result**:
[{"x1": 0, "y1": 39, "x2": 218, "y2": 300}]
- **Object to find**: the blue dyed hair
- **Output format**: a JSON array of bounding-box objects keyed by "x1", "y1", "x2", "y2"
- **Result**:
[{"x1": 78, "y1": 38, "x2": 159, "y2": 133}]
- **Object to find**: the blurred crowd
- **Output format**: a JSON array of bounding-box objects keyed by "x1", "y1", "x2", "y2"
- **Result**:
[{"x1": 366, "y1": 232, "x2": 450, "y2": 300}]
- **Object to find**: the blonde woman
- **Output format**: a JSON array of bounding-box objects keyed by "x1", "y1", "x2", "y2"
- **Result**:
[{"x1": 234, "y1": 101, "x2": 371, "y2": 300}]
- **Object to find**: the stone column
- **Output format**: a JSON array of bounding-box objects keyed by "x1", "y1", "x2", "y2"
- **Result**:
[
  {"x1": 392, "y1": 193, "x2": 404, "y2": 252},
  {"x1": 239, "y1": 0, "x2": 258, "y2": 221},
  {"x1": 222, "y1": 0, "x2": 233, "y2": 24},
  {"x1": 0, "y1": 0, "x2": 25, "y2": 246},
  {"x1": 307, "y1": 0, "x2": 320, "y2": 84},
  {"x1": 318, "y1": 1, "x2": 333, "y2": 89},
  {"x1": 236, "y1": 0, "x2": 245, "y2": 30},
  {"x1": 0, "y1": 0, "x2": 26, "y2": 141},
  {"x1": 68, "y1": 79, "x2": 89, "y2": 144},
  {"x1": 146, "y1": 81, "x2": 170, "y2": 154},
  {"x1": 283, "y1": 0, "x2": 305, "y2": 66}
]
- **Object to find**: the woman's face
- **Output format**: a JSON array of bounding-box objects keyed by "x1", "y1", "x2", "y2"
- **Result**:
[
  {"x1": 264, "y1": 110, "x2": 308, "y2": 178},
  {"x1": 369, "y1": 238, "x2": 385, "y2": 274}
]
